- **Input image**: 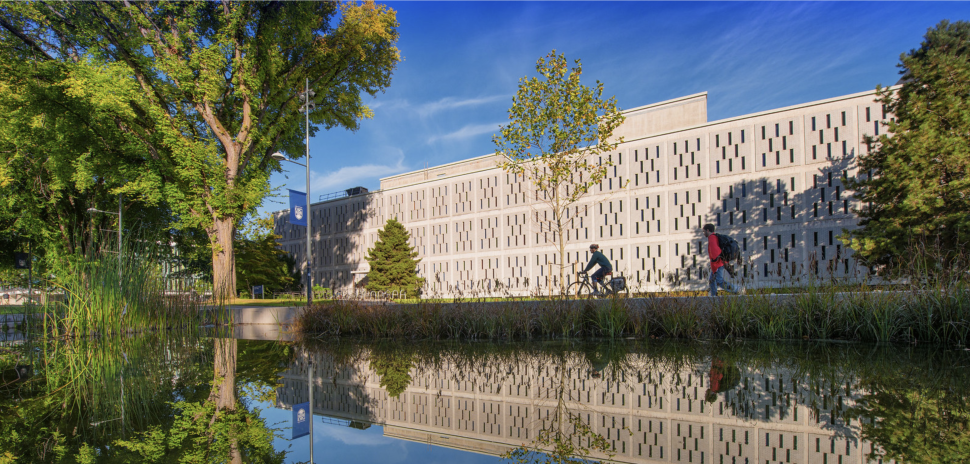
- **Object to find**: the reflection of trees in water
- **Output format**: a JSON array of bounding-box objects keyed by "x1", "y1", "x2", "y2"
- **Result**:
[
  {"x1": 368, "y1": 345, "x2": 416, "y2": 399},
  {"x1": 304, "y1": 339, "x2": 970, "y2": 463},
  {"x1": 0, "y1": 335, "x2": 291, "y2": 463}
]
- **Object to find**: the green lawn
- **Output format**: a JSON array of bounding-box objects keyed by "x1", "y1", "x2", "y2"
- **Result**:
[{"x1": 0, "y1": 305, "x2": 32, "y2": 315}]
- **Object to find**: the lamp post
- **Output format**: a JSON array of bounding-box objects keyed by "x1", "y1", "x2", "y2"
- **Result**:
[
  {"x1": 87, "y1": 193, "x2": 123, "y2": 290},
  {"x1": 273, "y1": 77, "x2": 316, "y2": 305}
]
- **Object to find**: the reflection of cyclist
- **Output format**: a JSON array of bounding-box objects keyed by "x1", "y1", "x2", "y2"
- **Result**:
[
  {"x1": 583, "y1": 244, "x2": 612, "y2": 296},
  {"x1": 705, "y1": 358, "x2": 741, "y2": 403}
]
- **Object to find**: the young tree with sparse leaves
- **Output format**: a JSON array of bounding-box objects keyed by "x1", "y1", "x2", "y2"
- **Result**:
[
  {"x1": 365, "y1": 218, "x2": 424, "y2": 297},
  {"x1": 493, "y1": 51, "x2": 625, "y2": 295},
  {"x1": 847, "y1": 20, "x2": 970, "y2": 270},
  {"x1": 0, "y1": 1, "x2": 401, "y2": 299}
]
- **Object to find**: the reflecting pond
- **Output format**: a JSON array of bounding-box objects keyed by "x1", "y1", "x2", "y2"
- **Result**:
[{"x1": 1, "y1": 334, "x2": 968, "y2": 463}]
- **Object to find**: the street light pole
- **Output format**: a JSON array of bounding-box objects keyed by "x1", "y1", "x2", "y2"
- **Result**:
[
  {"x1": 304, "y1": 77, "x2": 313, "y2": 306},
  {"x1": 273, "y1": 78, "x2": 316, "y2": 306}
]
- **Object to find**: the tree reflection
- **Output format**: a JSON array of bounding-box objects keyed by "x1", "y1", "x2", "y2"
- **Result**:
[
  {"x1": 368, "y1": 343, "x2": 416, "y2": 399},
  {"x1": 0, "y1": 335, "x2": 289, "y2": 463},
  {"x1": 113, "y1": 337, "x2": 286, "y2": 463},
  {"x1": 504, "y1": 346, "x2": 626, "y2": 464},
  {"x1": 847, "y1": 349, "x2": 970, "y2": 463}
]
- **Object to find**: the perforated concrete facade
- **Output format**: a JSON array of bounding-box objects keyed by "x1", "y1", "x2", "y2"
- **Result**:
[{"x1": 275, "y1": 89, "x2": 889, "y2": 296}]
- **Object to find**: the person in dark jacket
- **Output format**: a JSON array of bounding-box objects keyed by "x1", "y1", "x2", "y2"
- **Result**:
[{"x1": 583, "y1": 244, "x2": 612, "y2": 296}]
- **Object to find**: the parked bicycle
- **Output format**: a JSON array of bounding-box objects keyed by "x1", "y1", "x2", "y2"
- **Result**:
[{"x1": 569, "y1": 271, "x2": 629, "y2": 298}]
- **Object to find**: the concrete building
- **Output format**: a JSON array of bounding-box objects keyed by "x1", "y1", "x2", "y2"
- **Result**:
[
  {"x1": 275, "y1": 89, "x2": 889, "y2": 297},
  {"x1": 276, "y1": 349, "x2": 895, "y2": 464}
]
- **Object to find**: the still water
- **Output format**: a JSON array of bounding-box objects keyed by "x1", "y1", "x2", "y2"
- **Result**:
[{"x1": 1, "y1": 334, "x2": 967, "y2": 463}]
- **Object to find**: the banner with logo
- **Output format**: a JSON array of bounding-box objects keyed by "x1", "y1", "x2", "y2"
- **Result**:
[
  {"x1": 289, "y1": 189, "x2": 307, "y2": 226},
  {"x1": 292, "y1": 401, "x2": 310, "y2": 439}
]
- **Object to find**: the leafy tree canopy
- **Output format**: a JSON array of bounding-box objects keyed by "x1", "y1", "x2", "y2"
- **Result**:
[
  {"x1": 234, "y1": 215, "x2": 298, "y2": 296},
  {"x1": 847, "y1": 20, "x2": 970, "y2": 269},
  {"x1": 0, "y1": 1, "x2": 401, "y2": 298}
]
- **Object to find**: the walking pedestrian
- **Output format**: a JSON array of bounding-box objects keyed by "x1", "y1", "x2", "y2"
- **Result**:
[{"x1": 702, "y1": 224, "x2": 744, "y2": 297}]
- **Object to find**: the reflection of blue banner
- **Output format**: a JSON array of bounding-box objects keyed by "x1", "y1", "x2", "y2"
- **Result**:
[
  {"x1": 292, "y1": 401, "x2": 310, "y2": 439},
  {"x1": 289, "y1": 189, "x2": 307, "y2": 226}
]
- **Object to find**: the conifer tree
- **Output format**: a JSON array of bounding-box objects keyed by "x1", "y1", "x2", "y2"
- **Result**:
[
  {"x1": 847, "y1": 20, "x2": 970, "y2": 269},
  {"x1": 365, "y1": 218, "x2": 424, "y2": 297}
]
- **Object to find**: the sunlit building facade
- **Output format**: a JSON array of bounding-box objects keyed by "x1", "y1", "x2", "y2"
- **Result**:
[{"x1": 274, "y1": 89, "x2": 889, "y2": 296}]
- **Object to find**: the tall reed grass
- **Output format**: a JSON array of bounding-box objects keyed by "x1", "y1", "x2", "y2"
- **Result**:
[
  {"x1": 296, "y1": 277, "x2": 970, "y2": 345},
  {"x1": 35, "y1": 229, "x2": 213, "y2": 337}
]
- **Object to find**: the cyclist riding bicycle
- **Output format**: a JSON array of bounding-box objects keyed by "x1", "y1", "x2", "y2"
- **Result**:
[{"x1": 583, "y1": 244, "x2": 613, "y2": 296}]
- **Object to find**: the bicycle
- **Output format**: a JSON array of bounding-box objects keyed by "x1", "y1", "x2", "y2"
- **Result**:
[{"x1": 569, "y1": 271, "x2": 629, "y2": 299}]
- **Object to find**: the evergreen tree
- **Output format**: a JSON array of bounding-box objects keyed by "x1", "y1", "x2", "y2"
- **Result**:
[
  {"x1": 365, "y1": 218, "x2": 424, "y2": 297},
  {"x1": 847, "y1": 20, "x2": 970, "y2": 269}
]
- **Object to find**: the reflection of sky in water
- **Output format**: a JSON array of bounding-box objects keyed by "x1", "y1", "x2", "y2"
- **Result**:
[{"x1": 253, "y1": 400, "x2": 503, "y2": 464}]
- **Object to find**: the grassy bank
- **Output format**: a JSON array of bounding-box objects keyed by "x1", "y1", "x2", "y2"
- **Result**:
[{"x1": 295, "y1": 281, "x2": 970, "y2": 345}]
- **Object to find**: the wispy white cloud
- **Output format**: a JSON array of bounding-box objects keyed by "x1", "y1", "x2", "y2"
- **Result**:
[
  {"x1": 316, "y1": 424, "x2": 401, "y2": 448},
  {"x1": 309, "y1": 155, "x2": 408, "y2": 193},
  {"x1": 427, "y1": 122, "x2": 503, "y2": 144},
  {"x1": 369, "y1": 98, "x2": 411, "y2": 111},
  {"x1": 416, "y1": 95, "x2": 509, "y2": 118}
]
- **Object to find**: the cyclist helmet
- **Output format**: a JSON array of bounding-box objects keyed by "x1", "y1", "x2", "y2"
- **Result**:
[{"x1": 589, "y1": 244, "x2": 599, "y2": 251}]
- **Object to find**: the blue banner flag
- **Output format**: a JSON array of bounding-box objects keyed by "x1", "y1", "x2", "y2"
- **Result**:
[
  {"x1": 289, "y1": 189, "x2": 307, "y2": 226},
  {"x1": 292, "y1": 401, "x2": 310, "y2": 439}
]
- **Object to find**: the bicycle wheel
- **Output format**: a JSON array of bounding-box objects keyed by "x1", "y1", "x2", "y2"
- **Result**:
[{"x1": 568, "y1": 281, "x2": 593, "y2": 299}]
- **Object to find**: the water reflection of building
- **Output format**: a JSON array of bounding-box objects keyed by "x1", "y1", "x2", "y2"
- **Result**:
[{"x1": 277, "y1": 351, "x2": 895, "y2": 464}]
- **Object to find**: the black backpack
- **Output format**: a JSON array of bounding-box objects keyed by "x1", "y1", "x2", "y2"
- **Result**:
[{"x1": 714, "y1": 233, "x2": 741, "y2": 262}]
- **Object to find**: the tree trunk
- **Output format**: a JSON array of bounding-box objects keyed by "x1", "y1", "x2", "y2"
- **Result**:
[
  {"x1": 210, "y1": 216, "x2": 237, "y2": 301},
  {"x1": 210, "y1": 337, "x2": 242, "y2": 464},
  {"x1": 556, "y1": 215, "x2": 566, "y2": 297}
]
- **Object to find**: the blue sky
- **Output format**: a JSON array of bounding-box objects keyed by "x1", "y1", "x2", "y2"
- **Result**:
[
  {"x1": 255, "y1": 400, "x2": 504, "y2": 463},
  {"x1": 263, "y1": 1, "x2": 970, "y2": 215}
]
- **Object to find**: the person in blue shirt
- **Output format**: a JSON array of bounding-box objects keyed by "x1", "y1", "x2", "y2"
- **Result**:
[{"x1": 583, "y1": 244, "x2": 613, "y2": 296}]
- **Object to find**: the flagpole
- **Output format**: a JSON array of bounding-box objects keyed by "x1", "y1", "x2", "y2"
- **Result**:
[{"x1": 305, "y1": 77, "x2": 313, "y2": 307}]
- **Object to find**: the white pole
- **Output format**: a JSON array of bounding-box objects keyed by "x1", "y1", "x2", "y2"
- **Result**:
[
  {"x1": 308, "y1": 359, "x2": 314, "y2": 464},
  {"x1": 305, "y1": 77, "x2": 313, "y2": 306}
]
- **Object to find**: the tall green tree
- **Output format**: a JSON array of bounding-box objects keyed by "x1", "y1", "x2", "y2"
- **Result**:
[
  {"x1": 847, "y1": 20, "x2": 970, "y2": 269},
  {"x1": 0, "y1": 1, "x2": 401, "y2": 298},
  {"x1": 0, "y1": 38, "x2": 168, "y2": 271},
  {"x1": 364, "y1": 218, "x2": 424, "y2": 297},
  {"x1": 234, "y1": 215, "x2": 296, "y2": 296},
  {"x1": 493, "y1": 51, "x2": 625, "y2": 294}
]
